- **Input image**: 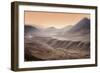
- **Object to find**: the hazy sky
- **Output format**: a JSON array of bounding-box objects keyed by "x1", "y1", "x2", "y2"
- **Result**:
[{"x1": 25, "y1": 11, "x2": 90, "y2": 29}]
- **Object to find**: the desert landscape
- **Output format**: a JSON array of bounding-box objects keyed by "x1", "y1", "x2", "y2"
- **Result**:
[{"x1": 24, "y1": 16, "x2": 90, "y2": 61}]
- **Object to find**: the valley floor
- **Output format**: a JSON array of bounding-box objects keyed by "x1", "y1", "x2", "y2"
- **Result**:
[{"x1": 24, "y1": 37, "x2": 90, "y2": 61}]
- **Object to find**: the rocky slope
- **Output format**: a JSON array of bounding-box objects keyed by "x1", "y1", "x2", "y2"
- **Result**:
[{"x1": 25, "y1": 37, "x2": 90, "y2": 61}]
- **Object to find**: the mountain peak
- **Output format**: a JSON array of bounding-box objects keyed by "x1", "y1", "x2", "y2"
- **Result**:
[
  {"x1": 70, "y1": 17, "x2": 90, "y2": 32},
  {"x1": 24, "y1": 25, "x2": 39, "y2": 33},
  {"x1": 46, "y1": 27, "x2": 57, "y2": 31},
  {"x1": 79, "y1": 17, "x2": 90, "y2": 23},
  {"x1": 47, "y1": 27, "x2": 56, "y2": 29},
  {"x1": 83, "y1": 17, "x2": 89, "y2": 20}
]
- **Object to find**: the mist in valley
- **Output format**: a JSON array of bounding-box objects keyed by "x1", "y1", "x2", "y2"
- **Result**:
[{"x1": 24, "y1": 17, "x2": 90, "y2": 61}]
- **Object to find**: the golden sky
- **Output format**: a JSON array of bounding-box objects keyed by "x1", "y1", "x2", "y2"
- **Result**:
[{"x1": 25, "y1": 11, "x2": 90, "y2": 29}]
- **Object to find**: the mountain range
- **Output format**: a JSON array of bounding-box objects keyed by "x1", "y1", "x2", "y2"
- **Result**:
[{"x1": 24, "y1": 17, "x2": 90, "y2": 61}]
